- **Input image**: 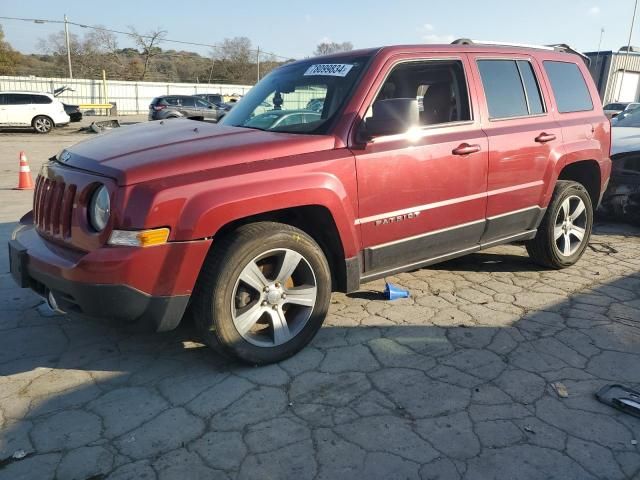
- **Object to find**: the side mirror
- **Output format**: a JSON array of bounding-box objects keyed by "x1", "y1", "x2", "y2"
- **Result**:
[
  {"x1": 208, "y1": 105, "x2": 214, "y2": 109},
  {"x1": 365, "y1": 98, "x2": 419, "y2": 137}
]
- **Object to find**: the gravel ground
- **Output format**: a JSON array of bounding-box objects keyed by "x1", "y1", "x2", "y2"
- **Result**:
[{"x1": 0, "y1": 122, "x2": 639, "y2": 479}]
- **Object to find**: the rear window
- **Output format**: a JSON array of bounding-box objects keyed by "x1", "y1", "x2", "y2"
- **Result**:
[
  {"x1": 543, "y1": 61, "x2": 593, "y2": 113},
  {"x1": 477, "y1": 60, "x2": 545, "y2": 119},
  {"x1": 605, "y1": 103, "x2": 626, "y2": 110}
]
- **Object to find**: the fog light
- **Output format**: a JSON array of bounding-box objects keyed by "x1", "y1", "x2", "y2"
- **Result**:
[{"x1": 108, "y1": 228, "x2": 170, "y2": 247}]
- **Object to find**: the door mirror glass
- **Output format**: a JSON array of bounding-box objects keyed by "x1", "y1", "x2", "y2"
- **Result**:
[{"x1": 365, "y1": 98, "x2": 419, "y2": 137}]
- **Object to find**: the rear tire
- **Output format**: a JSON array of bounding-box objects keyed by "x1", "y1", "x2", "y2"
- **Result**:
[
  {"x1": 526, "y1": 181, "x2": 593, "y2": 268},
  {"x1": 192, "y1": 222, "x2": 332, "y2": 364},
  {"x1": 32, "y1": 115, "x2": 53, "y2": 134}
]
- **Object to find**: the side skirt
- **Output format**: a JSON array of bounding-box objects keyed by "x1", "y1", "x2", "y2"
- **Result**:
[{"x1": 358, "y1": 229, "x2": 537, "y2": 284}]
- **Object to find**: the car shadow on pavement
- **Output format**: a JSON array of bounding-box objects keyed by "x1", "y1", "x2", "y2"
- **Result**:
[{"x1": 1, "y1": 230, "x2": 640, "y2": 479}]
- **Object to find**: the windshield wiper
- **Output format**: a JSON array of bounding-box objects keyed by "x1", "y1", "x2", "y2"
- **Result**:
[{"x1": 237, "y1": 125, "x2": 267, "y2": 131}]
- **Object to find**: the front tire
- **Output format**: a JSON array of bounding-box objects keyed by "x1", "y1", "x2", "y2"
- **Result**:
[
  {"x1": 32, "y1": 115, "x2": 53, "y2": 134},
  {"x1": 526, "y1": 180, "x2": 593, "y2": 268},
  {"x1": 192, "y1": 222, "x2": 331, "y2": 364}
]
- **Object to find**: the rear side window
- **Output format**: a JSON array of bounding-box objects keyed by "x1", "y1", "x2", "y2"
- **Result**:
[
  {"x1": 181, "y1": 97, "x2": 196, "y2": 107},
  {"x1": 31, "y1": 95, "x2": 52, "y2": 104},
  {"x1": 477, "y1": 60, "x2": 545, "y2": 119},
  {"x1": 543, "y1": 61, "x2": 593, "y2": 113},
  {"x1": 6, "y1": 94, "x2": 31, "y2": 105}
]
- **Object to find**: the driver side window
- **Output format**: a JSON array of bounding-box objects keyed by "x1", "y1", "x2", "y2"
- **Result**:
[{"x1": 366, "y1": 60, "x2": 472, "y2": 127}]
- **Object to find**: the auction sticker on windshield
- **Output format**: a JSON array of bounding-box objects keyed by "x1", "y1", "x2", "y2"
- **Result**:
[{"x1": 304, "y1": 64, "x2": 354, "y2": 77}]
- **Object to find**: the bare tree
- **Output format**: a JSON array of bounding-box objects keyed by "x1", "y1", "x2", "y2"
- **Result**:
[
  {"x1": 314, "y1": 41, "x2": 353, "y2": 56},
  {"x1": 128, "y1": 27, "x2": 167, "y2": 80},
  {"x1": 211, "y1": 37, "x2": 254, "y2": 84}
]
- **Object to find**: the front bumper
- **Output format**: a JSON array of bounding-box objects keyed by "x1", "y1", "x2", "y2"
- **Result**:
[{"x1": 9, "y1": 223, "x2": 212, "y2": 331}]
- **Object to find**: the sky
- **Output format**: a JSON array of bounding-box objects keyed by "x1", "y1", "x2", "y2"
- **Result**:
[{"x1": 1, "y1": 0, "x2": 637, "y2": 60}]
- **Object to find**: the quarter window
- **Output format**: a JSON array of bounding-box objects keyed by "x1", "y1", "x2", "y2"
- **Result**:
[
  {"x1": 543, "y1": 61, "x2": 593, "y2": 113},
  {"x1": 477, "y1": 60, "x2": 545, "y2": 119},
  {"x1": 517, "y1": 61, "x2": 544, "y2": 115},
  {"x1": 31, "y1": 95, "x2": 52, "y2": 104}
]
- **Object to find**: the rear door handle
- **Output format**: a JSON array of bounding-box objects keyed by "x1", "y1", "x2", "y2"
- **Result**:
[
  {"x1": 452, "y1": 143, "x2": 481, "y2": 155},
  {"x1": 535, "y1": 132, "x2": 556, "y2": 143}
]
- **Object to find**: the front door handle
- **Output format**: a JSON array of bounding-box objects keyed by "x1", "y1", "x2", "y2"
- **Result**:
[
  {"x1": 452, "y1": 143, "x2": 481, "y2": 155},
  {"x1": 535, "y1": 132, "x2": 557, "y2": 143}
]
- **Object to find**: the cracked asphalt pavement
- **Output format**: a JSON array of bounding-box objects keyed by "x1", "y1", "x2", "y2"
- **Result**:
[{"x1": 1, "y1": 126, "x2": 640, "y2": 479}]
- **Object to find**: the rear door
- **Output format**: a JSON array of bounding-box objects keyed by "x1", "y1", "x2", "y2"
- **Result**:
[
  {"x1": 468, "y1": 55, "x2": 562, "y2": 243},
  {"x1": 179, "y1": 96, "x2": 197, "y2": 117},
  {"x1": 541, "y1": 58, "x2": 610, "y2": 171},
  {"x1": 5, "y1": 94, "x2": 34, "y2": 125},
  {"x1": 352, "y1": 54, "x2": 489, "y2": 279}
]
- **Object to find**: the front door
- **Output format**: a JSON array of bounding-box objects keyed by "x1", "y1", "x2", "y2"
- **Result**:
[{"x1": 352, "y1": 55, "x2": 489, "y2": 279}]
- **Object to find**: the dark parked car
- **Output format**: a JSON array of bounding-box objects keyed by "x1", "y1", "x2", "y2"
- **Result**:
[
  {"x1": 243, "y1": 109, "x2": 321, "y2": 130},
  {"x1": 63, "y1": 103, "x2": 82, "y2": 122},
  {"x1": 600, "y1": 108, "x2": 640, "y2": 223},
  {"x1": 149, "y1": 95, "x2": 218, "y2": 121}
]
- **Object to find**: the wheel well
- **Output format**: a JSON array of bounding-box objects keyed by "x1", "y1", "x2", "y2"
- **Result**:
[
  {"x1": 558, "y1": 160, "x2": 601, "y2": 206},
  {"x1": 213, "y1": 206, "x2": 348, "y2": 292}
]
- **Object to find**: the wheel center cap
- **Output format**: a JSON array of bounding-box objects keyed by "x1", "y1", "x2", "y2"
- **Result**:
[{"x1": 266, "y1": 287, "x2": 283, "y2": 305}]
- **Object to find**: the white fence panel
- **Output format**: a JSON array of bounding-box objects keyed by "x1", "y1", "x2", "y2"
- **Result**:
[{"x1": 0, "y1": 76, "x2": 253, "y2": 115}]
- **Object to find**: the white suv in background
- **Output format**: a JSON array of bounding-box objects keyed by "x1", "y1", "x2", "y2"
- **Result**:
[{"x1": 0, "y1": 91, "x2": 70, "y2": 133}]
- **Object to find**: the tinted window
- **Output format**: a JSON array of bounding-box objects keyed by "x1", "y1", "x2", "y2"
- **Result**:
[
  {"x1": 478, "y1": 60, "x2": 528, "y2": 118},
  {"x1": 544, "y1": 61, "x2": 593, "y2": 113},
  {"x1": 6, "y1": 94, "x2": 31, "y2": 105},
  {"x1": 0, "y1": 94, "x2": 7, "y2": 105},
  {"x1": 367, "y1": 60, "x2": 471, "y2": 126},
  {"x1": 517, "y1": 61, "x2": 544, "y2": 115},
  {"x1": 604, "y1": 103, "x2": 626, "y2": 110},
  {"x1": 181, "y1": 97, "x2": 196, "y2": 107},
  {"x1": 31, "y1": 95, "x2": 52, "y2": 104},
  {"x1": 195, "y1": 98, "x2": 211, "y2": 108}
]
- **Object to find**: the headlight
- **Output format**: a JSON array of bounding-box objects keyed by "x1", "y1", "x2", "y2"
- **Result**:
[{"x1": 89, "y1": 185, "x2": 110, "y2": 231}]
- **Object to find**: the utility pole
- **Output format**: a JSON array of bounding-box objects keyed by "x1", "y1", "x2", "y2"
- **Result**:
[
  {"x1": 64, "y1": 14, "x2": 73, "y2": 79},
  {"x1": 594, "y1": 28, "x2": 604, "y2": 70},
  {"x1": 617, "y1": 0, "x2": 638, "y2": 100},
  {"x1": 256, "y1": 46, "x2": 260, "y2": 83}
]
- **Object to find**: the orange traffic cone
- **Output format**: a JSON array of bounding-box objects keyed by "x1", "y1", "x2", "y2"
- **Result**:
[{"x1": 15, "y1": 151, "x2": 34, "y2": 190}]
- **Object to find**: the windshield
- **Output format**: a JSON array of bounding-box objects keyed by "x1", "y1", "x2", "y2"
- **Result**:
[
  {"x1": 220, "y1": 54, "x2": 372, "y2": 134},
  {"x1": 613, "y1": 108, "x2": 640, "y2": 127}
]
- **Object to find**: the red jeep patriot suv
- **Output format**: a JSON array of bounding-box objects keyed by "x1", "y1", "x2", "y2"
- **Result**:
[{"x1": 9, "y1": 40, "x2": 611, "y2": 364}]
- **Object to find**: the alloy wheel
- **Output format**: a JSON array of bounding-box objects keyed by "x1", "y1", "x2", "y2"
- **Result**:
[
  {"x1": 554, "y1": 195, "x2": 587, "y2": 257},
  {"x1": 231, "y1": 248, "x2": 317, "y2": 347}
]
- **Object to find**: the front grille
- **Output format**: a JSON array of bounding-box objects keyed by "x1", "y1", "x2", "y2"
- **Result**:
[{"x1": 33, "y1": 175, "x2": 77, "y2": 239}]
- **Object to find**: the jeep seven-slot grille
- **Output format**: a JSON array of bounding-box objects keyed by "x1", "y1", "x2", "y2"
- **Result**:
[{"x1": 33, "y1": 175, "x2": 77, "y2": 238}]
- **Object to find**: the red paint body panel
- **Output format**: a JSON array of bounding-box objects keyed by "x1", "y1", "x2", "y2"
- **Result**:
[{"x1": 13, "y1": 43, "x2": 611, "y2": 307}]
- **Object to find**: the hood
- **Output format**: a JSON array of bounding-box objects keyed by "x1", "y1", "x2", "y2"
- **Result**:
[
  {"x1": 612, "y1": 127, "x2": 640, "y2": 156},
  {"x1": 60, "y1": 119, "x2": 337, "y2": 185}
]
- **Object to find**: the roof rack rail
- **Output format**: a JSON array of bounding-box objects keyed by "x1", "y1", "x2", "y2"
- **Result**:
[{"x1": 450, "y1": 39, "x2": 591, "y2": 66}]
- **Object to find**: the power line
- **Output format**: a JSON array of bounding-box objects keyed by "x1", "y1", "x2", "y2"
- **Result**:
[{"x1": 0, "y1": 15, "x2": 293, "y2": 60}]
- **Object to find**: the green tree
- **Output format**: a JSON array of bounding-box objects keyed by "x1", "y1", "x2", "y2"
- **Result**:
[{"x1": 0, "y1": 25, "x2": 21, "y2": 74}]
